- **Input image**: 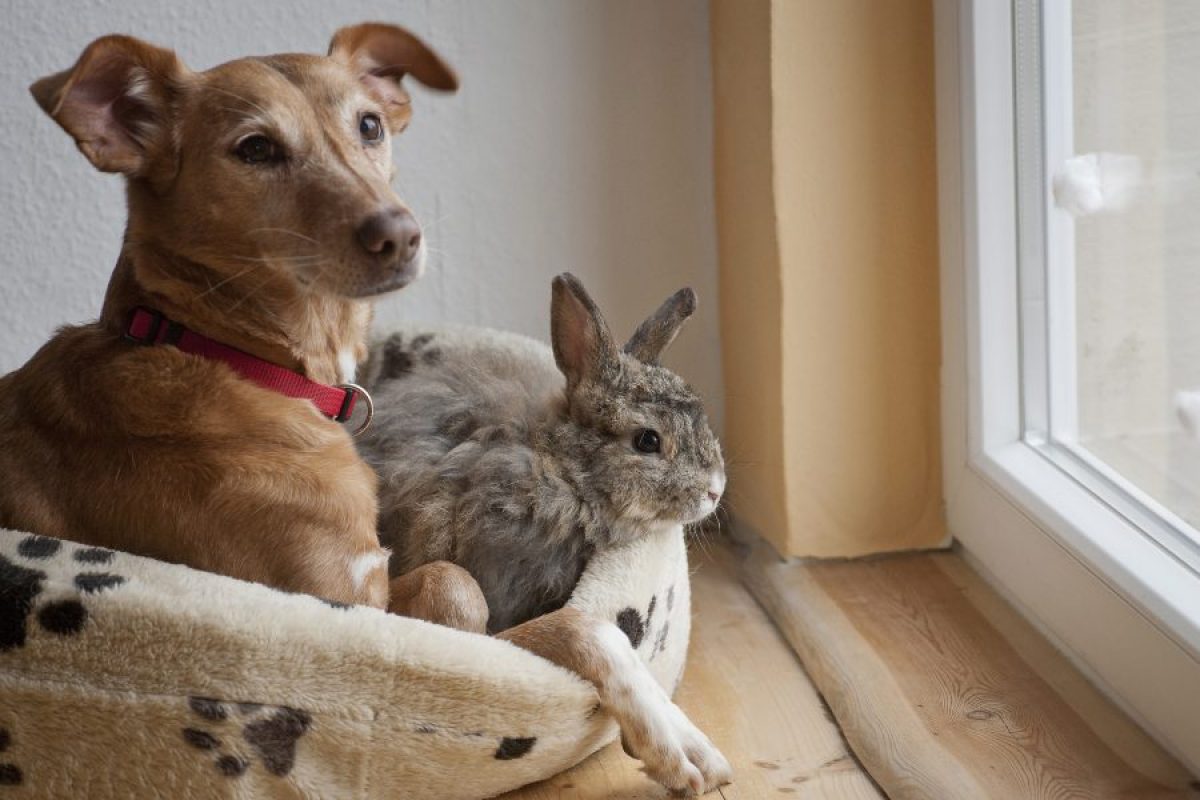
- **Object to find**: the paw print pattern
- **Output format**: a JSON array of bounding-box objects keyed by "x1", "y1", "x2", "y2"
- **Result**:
[
  {"x1": 181, "y1": 696, "x2": 312, "y2": 779},
  {"x1": 0, "y1": 536, "x2": 124, "y2": 651},
  {"x1": 379, "y1": 332, "x2": 442, "y2": 380},
  {"x1": 494, "y1": 737, "x2": 537, "y2": 760},
  {"x1": 615, "y1": 607, "x2": 646, "y2": 649},
  {"x1": 615, "y1": 583, "x2": 674, "y2": 661},
  {"x1": 410, "y1": 720, "x2": 539, "y2": 761}
]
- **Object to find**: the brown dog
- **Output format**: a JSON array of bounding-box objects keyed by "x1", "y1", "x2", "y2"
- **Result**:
[
  {"x1": 0, "y1": 26, "x2": 730, "y2": 793},
  {"x1": 0, "y1": 24, "x2": 458, "y2": 610}
]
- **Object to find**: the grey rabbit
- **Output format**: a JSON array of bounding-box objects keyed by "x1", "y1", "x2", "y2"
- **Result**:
[{"x1": 357, "y1": 273, "x2": 725, "y2": 633}]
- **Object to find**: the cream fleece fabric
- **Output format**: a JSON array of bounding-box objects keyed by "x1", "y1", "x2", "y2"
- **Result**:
[{"x1": 0, "y1": 525, "x2": 691, "y2": 799}]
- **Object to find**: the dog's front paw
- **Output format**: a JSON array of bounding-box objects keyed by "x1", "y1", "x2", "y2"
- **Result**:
[
  {"x1": 676, "y1": 718, "x2": 733, "y2": 794},
  {"x1": 614, "y1": 684, "x2": 732, "y2": 794}
]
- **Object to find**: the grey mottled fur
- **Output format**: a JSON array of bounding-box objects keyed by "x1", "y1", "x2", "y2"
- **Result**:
[{"x1": 357, "y1": 274, "x2": 724, "y2": 632}]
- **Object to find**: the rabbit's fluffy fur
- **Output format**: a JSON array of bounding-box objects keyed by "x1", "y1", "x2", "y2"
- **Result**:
[{"x1": 358, "y1": 274, "x2": 725, "y2": 632}]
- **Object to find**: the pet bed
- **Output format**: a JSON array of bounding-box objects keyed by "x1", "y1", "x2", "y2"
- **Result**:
[{"x1": 0, "y1": 523, "x2": 691, "y2": 799}]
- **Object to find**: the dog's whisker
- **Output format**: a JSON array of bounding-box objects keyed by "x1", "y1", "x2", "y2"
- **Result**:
[
  {"x1": 226, "y1": 273, "x2": 276, "y2": 313},
  {"x1": 225, "y1": 254, "x2": 326, "y2": 265},
  {"x1": 247, "y1": 227, "x2": 323, "y2": 246},
  {"x1": 195, "y1": 266, "x2": 256, "y2": 299},
  {"x1": 420, "y1": 212, "x2": 452, "y2": 231}
]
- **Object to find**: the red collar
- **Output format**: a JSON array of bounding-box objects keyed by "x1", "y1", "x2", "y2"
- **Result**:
[{"x1": 124, "y1": 307, "x2": 373, "y2": 435}]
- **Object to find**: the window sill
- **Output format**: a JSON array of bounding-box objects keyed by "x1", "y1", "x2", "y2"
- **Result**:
[
  {"x1": 952, "y1": 442, "x2": 1200, "y2": 772},
  {"x1": 976, "y1": 441, "x2": 1200, "y2": 658}
]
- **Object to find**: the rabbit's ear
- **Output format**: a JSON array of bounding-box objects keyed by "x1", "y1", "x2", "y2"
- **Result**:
[
  {"x1": 551, "y1": 273, "x2": 618, "y2": 390},
  {"x1": 623, "y1": 288, "x2": 697, "y2": 364}
]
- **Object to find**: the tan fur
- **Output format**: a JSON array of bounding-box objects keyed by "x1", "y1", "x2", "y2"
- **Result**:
[
  {"x1": 0, "y1": 24, "x2": 457, "y2": 608},
  {"x1": 389, "y1": 561, "x2": 490, "y2": 634}
]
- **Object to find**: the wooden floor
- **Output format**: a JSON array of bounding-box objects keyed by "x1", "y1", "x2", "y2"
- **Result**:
[
  {"x1": 501, "y1": 538, "x2": 1199, "y2": 798},
  {"x1": 501, "y1": 541, "x2": 883, "y2": 800},
  {"x1": 744, "y1": 543, "x2": 1200, "y2": 799}
]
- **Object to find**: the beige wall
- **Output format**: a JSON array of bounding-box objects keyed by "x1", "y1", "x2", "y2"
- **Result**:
[
  {"x1": 711, "y1": 0, "x2": 790, "y2": 548},
  {"x1": 713, "y1": 0, "x2": 944, "y2": 557}
]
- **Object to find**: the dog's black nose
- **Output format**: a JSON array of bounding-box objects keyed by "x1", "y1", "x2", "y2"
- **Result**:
[{"x1": 356, "y1": 207, "x2": 422, "y2": 262}]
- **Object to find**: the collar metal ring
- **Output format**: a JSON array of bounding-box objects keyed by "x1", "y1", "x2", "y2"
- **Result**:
[{"x1": 337, "y1": 383, "x2": 374, "y2": 437}]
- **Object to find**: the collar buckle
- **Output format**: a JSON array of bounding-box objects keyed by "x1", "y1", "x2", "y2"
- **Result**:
[
  {"x1": 123, "y1": 307, "x2": 165, "y2": 346},
  {"x1": 335, "y1": 383, "x2": 374, "y2": 436}
]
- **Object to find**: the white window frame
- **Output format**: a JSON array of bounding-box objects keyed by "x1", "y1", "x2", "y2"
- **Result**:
[
  {"x1": 936, "y1": 0, "x2": 1200, "y2": 772},
  {"x1": 1015, "y1": 0, "x2": 1200, "y2": 576}
]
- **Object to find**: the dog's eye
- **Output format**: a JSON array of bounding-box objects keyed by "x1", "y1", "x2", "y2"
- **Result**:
[
  {"x1": 633, "y1": 429, "x2": 662, "y2": 454},
  {"x1": 360, "y1": 113, "x2": 384, "y2": 143},
  {"x1": 234, "y1": 135, "x2": 281, "y2": 165}
]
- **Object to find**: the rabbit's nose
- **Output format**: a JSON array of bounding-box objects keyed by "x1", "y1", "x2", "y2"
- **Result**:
[{"x1": 706, "y1": 472, "x2": 726, "y2": 504}]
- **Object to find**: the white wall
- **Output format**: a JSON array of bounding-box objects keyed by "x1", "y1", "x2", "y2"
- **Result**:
[{"x1": 0, "y1": 0, "x2": 723, "y2": 427}]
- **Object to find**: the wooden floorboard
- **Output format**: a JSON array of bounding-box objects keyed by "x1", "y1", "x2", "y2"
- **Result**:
[
  {"x1": 500, "y1": 540, "x2": 882, "y2": 800},
  {"x1": 744, "y1": 543, "x2": 1200, "y2": 799}
]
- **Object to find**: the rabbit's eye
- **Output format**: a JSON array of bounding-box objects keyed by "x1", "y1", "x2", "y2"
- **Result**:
[{"x1": 633, "y1": 429, "x2": 662, "y2": 454}]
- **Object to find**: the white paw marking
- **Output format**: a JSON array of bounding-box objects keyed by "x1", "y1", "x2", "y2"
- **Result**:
[
  {"x1": 348, "y1": 551, "x2": 388, "y2": 590},
  {"x1": 594, "y1": 624, "x2": 731, "y2": 794}
]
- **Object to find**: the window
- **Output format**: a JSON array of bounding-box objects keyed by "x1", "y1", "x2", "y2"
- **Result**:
[
  {"x1": 1015, "y1": 0, "x2": 1200, "y2": 571},
  {"x1": 938, "y1": 0, "x2": 1200, "y2": 770}
]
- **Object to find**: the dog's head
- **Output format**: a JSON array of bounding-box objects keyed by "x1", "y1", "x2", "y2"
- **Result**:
[{"x1": 30, "y1": 24, "x2": 456, "y2": 299}]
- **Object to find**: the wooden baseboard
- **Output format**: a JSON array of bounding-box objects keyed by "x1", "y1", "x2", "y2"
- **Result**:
[{"x1": 741, "y1": 541, "x2": 1198, "y2": 799}]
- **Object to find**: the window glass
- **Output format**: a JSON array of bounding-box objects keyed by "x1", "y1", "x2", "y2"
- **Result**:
[{"x1": 1065, "y1": 2, "x2": 1200, "y2": 531}]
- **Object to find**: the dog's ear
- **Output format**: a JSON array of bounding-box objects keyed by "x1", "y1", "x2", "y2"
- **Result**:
[
  {"x1": 30, "y1": 35, "x2": 187, "y2": 175},
  {"x1": 328, "y1": 23, "x2": 458, "y2": 133}
]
